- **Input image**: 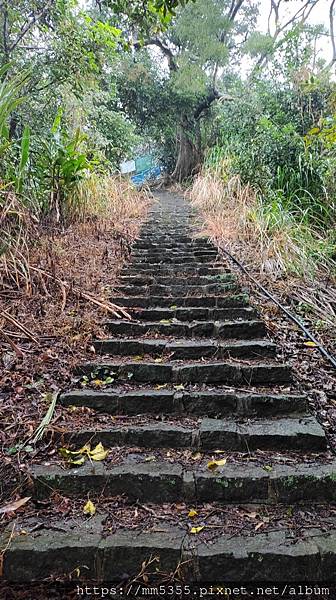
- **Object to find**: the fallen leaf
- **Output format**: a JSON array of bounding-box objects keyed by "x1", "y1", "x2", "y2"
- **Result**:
[
  {"x1": 0, "y1": 497, "x2": 31, "y2": 514},
  {"x1": 191, "y1": 452, "x2": 202, "y2": 460},
  {"x1": 89, "y1": 443, "x2": 109, "y2": 461},
  {"x1": 304, "y1": 341, "x2": 318, "y2": 347},
  {"x1": 263, "y1": 465, "x2": 273, "y2": 472},
  {"x1": 174, "y1": 384, "x2": 185, "y2": 391},
  {"x1": 60, "y1": 442, "x2": 108, "y2": 465},
  {"x1": 190, "y1": 526, "x2": 204, "y2": 534},
  {"x1": 156, "y1": 384, "x2": 167, "y2": 390},
  {"x1": 207, "y1": 458, "x2": 227, "y2": 471},
  {"x1": 255, "y1": 522, "x2": 264, "y2": 531},
  {"x1": 83, "y1": 500, "x2": 96, "y2": 516},
  {"x1": 144, "y1": 456, "x2": 156, "y2": 462},
  {"x1": 188, "y1": 509, "x2": 198, "y2": 518}
]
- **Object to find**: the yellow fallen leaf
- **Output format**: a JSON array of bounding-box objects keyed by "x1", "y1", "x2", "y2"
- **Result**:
[
  {"x1": 263, "y1": 465, "x2": 273, "y2": 472},
  {"x1": 304, "y1": 341, "x2": 318, "y2": 347},
  {"x1": 154, "y1": 358, "x2": 163, "y2": 363},
  {"x1": 83, "y1": 500, "x2": 96, "y2": 516},
  {"x1": 60, "y1": 442, "x2": 108, "y2": 465},
  {"x1": 207, "y1": 458, "x2": 227, "y2": 471},
  {"x1": 174, "y1": 384, "x2": 185, "y2": 391},
  {"x1": 156, "y1": 384, "x2": 167, "y2": 390},
  {"x1": 92, "y1": 379, "x2": 104, "y2": 386},
  {"x1": 59, "y1": 448, "x2": 86, "y2": 466},
  {"x1": 188, "y1": 509, "x2": 198, "y2": 518},
  {"x1": 190, "y1": 526, "x2": 204, "y2": 534},
  {"x1": 89, "y1": 443, "x2": 109, "y2": 461},
  {"x1": 144, "y1": 456, "x2": 156, "y2": 462}
]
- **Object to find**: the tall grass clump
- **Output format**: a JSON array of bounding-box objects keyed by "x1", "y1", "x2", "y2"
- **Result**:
[{"x1": 189, "y1": 161, "x2": 336, "y2": 281}]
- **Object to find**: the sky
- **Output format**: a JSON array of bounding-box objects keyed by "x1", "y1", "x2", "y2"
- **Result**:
[{"x1": 257, "y1": 0, "x2": 334, "y2": 65}]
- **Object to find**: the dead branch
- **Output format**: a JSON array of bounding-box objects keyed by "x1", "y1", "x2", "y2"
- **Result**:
[{"x1": 29, "y1": 266, "x2": 131, "y2": 320}]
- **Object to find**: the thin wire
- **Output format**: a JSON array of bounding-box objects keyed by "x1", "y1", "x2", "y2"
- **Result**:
[{"x1": 218, "y1": 245, "x2": 336, "y2": 371}]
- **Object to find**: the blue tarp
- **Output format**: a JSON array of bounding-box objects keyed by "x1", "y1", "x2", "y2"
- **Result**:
[{"x1": 131, "y1": 166, "x2": 162, "y2": 186}]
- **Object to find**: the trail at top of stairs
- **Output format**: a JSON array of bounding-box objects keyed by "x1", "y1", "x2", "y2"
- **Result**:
[{"x1": 2, "y1": 191, "x2": 336, "y2": 590}]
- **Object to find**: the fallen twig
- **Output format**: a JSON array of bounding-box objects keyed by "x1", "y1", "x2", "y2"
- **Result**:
[
  {"x1": 1, "y1": 310, "x2": 39, "y2": 345},
  {"x1": 30, "y1": 266, "x2": 131, "y2": 320}
]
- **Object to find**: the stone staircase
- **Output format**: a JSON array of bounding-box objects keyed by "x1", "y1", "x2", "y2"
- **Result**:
[{"x1": 2, "y1": 192, "x2": 336, "y2": 587}]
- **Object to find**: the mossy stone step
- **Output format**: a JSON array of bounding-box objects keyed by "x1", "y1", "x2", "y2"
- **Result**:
[
  {"x1": 60, "y1": 388, "x2": 308, "y2": 417},
  {"x1": 114, "y1": 283, "x2": 238, "y2": 296},
  {"x1": 29, "y1": 460, "x2": 336, "y2": 503},
  {"x1": 104, "y1": 319, "x2": 266, "y2": 340},
  {"x1": 75, "y1": 360, "x2": 292, "y2": 386},
  {"x1": 58, "y1": 416, "x2": 326, "y2": 452},
  {"x1": 122, "y1": 264, "x2": 226, "y2": 274},
  {"x1": 118, "y1": 274, "x2": 234, "y2": 286},
  {"x1": 115, "y1": 294, "x2": 249, "y2": 308},
  {"x1": 93, "y1": 338, "x2": 275, "y2": 360},
  {"x1": 3, "y1": 526, "x2": 335, "y2": 583},
  {"x1": 128, "y1": 306, "x2": 257, "y2": 321}
]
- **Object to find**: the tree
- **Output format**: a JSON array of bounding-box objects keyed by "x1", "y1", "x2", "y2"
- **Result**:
[{"x1": 130, "y1": 0, "x2": 258, "y2": 181}]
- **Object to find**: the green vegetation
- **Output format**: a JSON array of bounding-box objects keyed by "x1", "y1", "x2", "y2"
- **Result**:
[{"x1": 1, "y1": 0, "x2": 336, "y2": 287}]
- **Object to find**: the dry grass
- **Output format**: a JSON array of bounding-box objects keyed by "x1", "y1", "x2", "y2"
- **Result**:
[
  {"x1": 0, "y1": 191, "x2": 36, "y2": 294},
  {"x1": 0, "y1": 178, "x2": 151, "y2": 502},
  {"x1": 189, "y1": 168, "x2": 336, "y2": 335}
]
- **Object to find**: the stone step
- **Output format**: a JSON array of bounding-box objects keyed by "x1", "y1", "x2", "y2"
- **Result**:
[
  {"x1": 122, "y1": 265, "x2": 226, "y2": 276},
  {"x1": 93, "y1": 338, "x2": 275, "y2": 360},
  {"x1": 118, "y1": 274, "x2": 234, "y2": 286},
  {"x1": 104, "y1": 319, "x2": 266, "y2": 340},
  {"x1": 133, "y1": 240, "x2": 213, "y2": 249},
  {"x1": 60, "y1": 388, "x2": 307, "y2": 417},
  {"x1": 3, "y1": 526, "x2": 335, "y2": 583},
  {"x1": 128, "y1": 306, "x2": 257, "y2": 321},
  {"x1": 75, "y1": 360, "x2": 292, "y2": 386},
  {"x1": 131, "y1": 250, "x2": 218, "y2": 260},
  {"x1": 122, "y1": 263, "x2": 227, "y2": 274},
  {"x1": 58, "y1": 416, "x2": 326, "y2": 452},
  {"x1": 115, "y1": 294, "x2": 249, "y2": 308},
  {"x1": 114, "y1": 283, "x2": 238, "y2": 296},
  {"x1": 29, "y1": 459, "x2": 336, "y2": 503},
  {"x1": 130, "y1": 255, "x2": 219, "y2": 264}
]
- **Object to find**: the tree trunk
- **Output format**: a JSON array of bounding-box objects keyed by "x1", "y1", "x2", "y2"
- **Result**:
[{"x1": 171, "y1": 117, "x2": 202, "y2": 182}]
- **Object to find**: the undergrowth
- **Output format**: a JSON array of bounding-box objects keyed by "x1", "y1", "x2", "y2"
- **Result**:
[{"x1": 189, "y1": 165, "x2": 336, "y2": 333}]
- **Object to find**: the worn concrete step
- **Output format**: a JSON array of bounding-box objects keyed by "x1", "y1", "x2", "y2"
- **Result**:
[
  {"x1": 58, "y1": 416, "x2": 326, "y2": 452},
  {"x1": 114, "y1": 283, "x2": 238, "y2": 296},
  {"x1": 75, "y1": 360, "x2": 292, "y2": 385},
  {"x1": 128, "y1": 306, "x2": 257, "y2": 321},
  {"x1": 93, "y1": 338, "x2": 275, "y2": 360},
  {"x1": 104, "y1": 319, "x2": 266, "y2": 340},
  {"x1": 60, "y1": 388, "x2": 308, "y2": 417},
  {"x1": 2, "y1": 526, "x2": 335, "y2": 583},
  {"x1": 29, "y1": 460, "x2": 336, "y2": 503},
  {"x1": 116, "y1": 294, "x2": 249, "y2": 308},
  {"x1": 118, "y1": 274, "x2": 234, "y2": 286}
]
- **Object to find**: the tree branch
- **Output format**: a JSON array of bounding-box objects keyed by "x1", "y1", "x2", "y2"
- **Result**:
[
  {"x1": 134, "y1": 37, "x2": 178, "y2": 71},
  {"x1": 8, "y1": 0, "x2": 55, "y2": 54}
]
